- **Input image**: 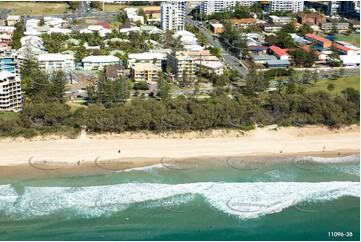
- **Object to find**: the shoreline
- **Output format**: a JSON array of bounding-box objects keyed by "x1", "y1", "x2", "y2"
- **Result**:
[{"x1": 0, "y1": 125, "x2": 359, "y2": 180}]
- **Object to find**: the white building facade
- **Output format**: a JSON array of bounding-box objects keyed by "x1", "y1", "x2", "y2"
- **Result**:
[
  {"x1": 82, "y1": 56, "x2": 120, "y2": 70},
  {"x1": 269, "y1": 1, "x2": 304, "y2": 12},
  {"x1": 37, "y1": 54, "x2": 75, "y2": 74},
  {"x1": 0, "y1": 71, "x2": 22, "y2": 111},
  {"x1": 127, "y1": 52, "x2": 164, "y2": 69},
  {"x1": 161, "y1": 1, "x2": 186, "y2": 31},
  {"x1": 199, "y1": 1, "x2": 253, "y2": 15}
]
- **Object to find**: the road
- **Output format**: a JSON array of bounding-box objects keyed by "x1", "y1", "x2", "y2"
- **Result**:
[{"x1": 185, "y1": 15, "x2": 249, "y2": 78}]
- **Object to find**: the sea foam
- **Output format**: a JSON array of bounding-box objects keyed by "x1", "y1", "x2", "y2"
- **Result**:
[{"x1": 0, "y1": 182, "x2": 359, "y2": 220}]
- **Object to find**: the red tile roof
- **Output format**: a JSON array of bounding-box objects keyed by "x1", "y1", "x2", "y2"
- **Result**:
[
  {"x1": 305, "y1": 33, "x2": 331, "y2": 43},
  {"x1": 97, "y1": 22, "x2": 110, "y2": 29},
  {"x1": 269, "y1": 45, "x2": 288, "y2": 57},
  {"x1": 333, "y1": 43, "x2": 351, "y2": 52}
]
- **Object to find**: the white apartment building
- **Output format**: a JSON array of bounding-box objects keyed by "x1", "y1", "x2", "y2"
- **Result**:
[
  {"x1": 37, "y1": 54, "x2": 75, "y2": 74},
  {"x1": 327, "y1": 1, "x2": 360, "y2": 16},
  {"x1": 199, "y1": 1, "x2": 253, "y2": 15},
  {"x1": 269, "y1": 1, "x2": 304, "y2": 12},
  {"x1": 0, "y1": 71, "x2": 21, "y2": 111},
  {"x1": 160, "y1": 1, "x2": 186, "y2": 31},
  {"x1": 82, "y1": 55, "x2": 120, "y2": 70},
  {"x1": 127, "y1": 52, "x2": 164, "y2": 69},
  {"x1": 167, "y1": 51, "x2": 196, "y2": 82}
]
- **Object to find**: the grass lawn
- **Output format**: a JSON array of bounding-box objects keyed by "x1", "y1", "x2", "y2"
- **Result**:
[
  {"x1": 0, "y1": 111, "x2": 19, "y2": 120},
  {"x1": 67, "y1": 102, "x2": 87, "y2": 112},
  {"x1": 0, "y1": 2, "x2": 67, "y2": 15},
  {"x1": 305, "y1": 75, "x2": 360, "y2": 96},
  {"x1": 335, "y1": 34, "x2": 360, "y2": 47},
  {"x1": 110, "y1": 21, "x2": 121, "y2": 30}
]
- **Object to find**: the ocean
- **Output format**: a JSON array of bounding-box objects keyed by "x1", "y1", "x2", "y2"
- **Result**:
[{"x1": 0, "y1": 155, "x2": 359, "y2": 241}]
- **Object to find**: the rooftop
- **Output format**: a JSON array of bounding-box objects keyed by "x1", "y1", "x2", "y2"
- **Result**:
[
  {"x1": 230, "y1": 18, "x2": 257, "y2": 24},
  {"x1": 82, "y1": 56, "x2": 120, "y2": 63},
  {"x1": 105, "y1": 65, "x2": 125, "y2": 77},
  {"x1": 266, "y1": 60, "x2": 291, "y2": 65},
  {"x1": 131, "y1": 63, "x2": 158, "y2": 71},
  {"x1": 269, "y1": 45, "x2": 289, "y2": 57},
  {"x1": 333, "y1": 43, "x2": 352, "y2": 52},
  {"x1": 128, "y1": 52, "x2": 164, "y2": 60},
  {"x1": 305, "y1": 33, "x2": 331, "y2": 43}
]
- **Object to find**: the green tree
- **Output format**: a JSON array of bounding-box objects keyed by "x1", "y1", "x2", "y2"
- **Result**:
[
  {"x1": 11, "y1": 22, "x2": 24, "y2": 49},
  {"x1": 281, "y1": 23, "x2": 296, "y2": 33},
  {"x1": 276, "y1": 31, "x2": 294, "y2": 48},
  {"x1": 327, "y1": 81, "x2": 336, "y2": 93},
  {"x1": 298, "y1": 25, "x2": 314, "y2": 36},
  {"x1": 157, "y1": 72, "x2": 171, "y2": 103},
  {"x1": 286, "y1": 72, "x2": 297, "y2": 94},
  {"x1": 50, "y1": 70, "x2": 68, "y2": 104}
]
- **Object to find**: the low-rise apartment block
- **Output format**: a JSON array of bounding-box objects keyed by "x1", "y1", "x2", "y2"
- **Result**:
[
  {"x1": 130, "y1": 63, "x2": 159, "y2": 83},
  {"x1": 167, "y1": 51, "x2": 196, "y2": 82},
  {"x1": 269, "y1": 15, "x2": 293, "y2": 25},
  {"x1": 296, "y1": 12, "x2": 326, "y2": 26},
  {"x1": 127, "y1": 52, "x2": 164, "y2": 70},
  {"x1": 38, "y1": 54, "x2": 75, "y2": 73},
  {"x1": 82, "y1": 56, "x2": 120, "y2": 70},
  {"x1": 320, "y1": 22, "x2": 350, "y2": 32}
]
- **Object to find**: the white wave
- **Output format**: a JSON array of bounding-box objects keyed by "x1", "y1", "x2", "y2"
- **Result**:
[
  {"x1": 0, "y1": 184, "x2": 19, "y2": 211},
  {"x1": 119, "y1": 163, "x2": 165, "y2": 172},
  {"x1": 0, "y1": 182, "x2": 359, "y2": 220},
  {"x1": 293, "y1": 154, "x2": 360, "y2": 164}
]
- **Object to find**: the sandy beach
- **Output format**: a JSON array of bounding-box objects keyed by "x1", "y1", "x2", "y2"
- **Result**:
[{"x1": 0, "y1": 125, "x2": 359, "y2": 171}]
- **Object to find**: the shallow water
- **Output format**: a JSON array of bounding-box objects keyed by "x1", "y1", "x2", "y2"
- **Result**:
[{"x1": 0, "y1": 155, "x2": 359, "y2": 240}]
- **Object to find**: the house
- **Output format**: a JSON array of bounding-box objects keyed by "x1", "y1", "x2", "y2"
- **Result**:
[
  {"x1": 140, "y1": 25, "x2": 162, "y2": 34},
  {"x1": 305, "y1": 33, "x2": 332, "y2": 49},
  {"x1": 118, "y1": 20, "x2": 140, "y2": 34},
  {"x1": 130, "y1": 63, "x2": 159, "y2": 82},
  {"x1": 80, "y1": 25, "x2": 111, "y2": 37},
  {"x1": 0, "y1": 71, "x2": 22, "y2": 111},
  {"x1": 37, "y1": 54, "x2": 75, "y2": 73},
  {"x1": 248, "y1": 46, "x2": 269, "y2": 55},
  {"x1": 320, "y1": 22, "x2": 350, "y2": 33},
  {"x1": 266, "y1": 60, "x2": 291, "y2": 68},
  {"x1": 296, "y1": 12, "x2": 326, "y2": 26},
  {"x1": 6, "y1": 15, "x2": 20, "y2": 26},
  {"x1": 143, "y1": 6, "x2": 161, "y2": 20},
  {"x1": 252, "y1": 55, "x2": 277, "y2": 64},
  {"x1": 82, "y1": 56, "x2": 120, "y2": 70},
  {"x1": 269, "y1": 15, "x2": 293, "y2": 25},
  {"x1": 25, "y1": 19, "x2": 40, "y2": 32},
  {"x1": 269, "y1": 46, "x2": 290, "y2": 60},
  {"x1": 127, "y1": 52, "x2": 164, "y2": 69},
  {"x1": 0, "y1": 26, "x2": 15, "y2": 35},
  {"x1": 196, "y1": 61, "x2": 224, "y2": 75},
  {"x1": 210, "y1": 23, "x2": 224, "y2": 34},
  {"x1": 105, "y1": 65, "x2": 125, "y2": 80},
  {"x1": 230, "y1": 18, "x2": 257, "y2": 27}
]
